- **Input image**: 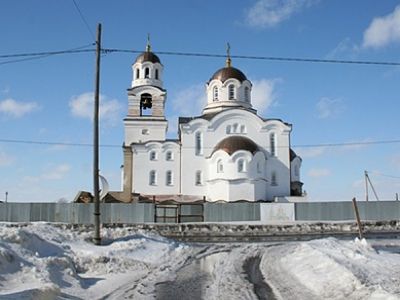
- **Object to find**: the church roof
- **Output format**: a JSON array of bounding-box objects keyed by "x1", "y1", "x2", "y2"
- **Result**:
[
  {"x1": 290, "y1": 149, "x2": 302, "y2": 161},
  {"x1": 212, "y1": 136, "x2": 259, "y2": 156},
  {"x1": 209, "y1": 66, "x2": 247, "y2": 83},
  {"x1": 135, "y1": 51, "x2": 161, "y2": 64}
]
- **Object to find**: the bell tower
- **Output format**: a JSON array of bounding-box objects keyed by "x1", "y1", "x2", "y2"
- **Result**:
[{"x1": 124, "y1": 37, "x2": 168, "y2": 145}]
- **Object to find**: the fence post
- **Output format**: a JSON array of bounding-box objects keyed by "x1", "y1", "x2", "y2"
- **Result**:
[{"x1": 352, "y1": 197, "x2": 363, "y2": 239}]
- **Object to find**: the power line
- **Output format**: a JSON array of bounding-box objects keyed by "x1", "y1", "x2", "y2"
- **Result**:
[
  {"x1": 0, "y1": 44, "x2": 95, "y2": 66},
  {"x1": 2, "y1": 47, "x2": 399, "y2": 67},
  {"x1": 71, "y1": 0, "x2": 95, "y2": 41},
  {"x1": 370, "y1": 172, "x2": 400, "y2": 180},
  {"x1": 294, "y1": 139, "x2": 400, "y2": 148},
  {"x1": 0, "y1": 138, "x2": 119, "y2": 148},
  {"x1": 0, "y1": 138, "x2": 399, "y2": 149},
  {"x1": 103, "y1": 48, "x2": 400, "y2": 67},
  {"x1": 0, "y1": 46, "x2": 94, "y2": 59}
]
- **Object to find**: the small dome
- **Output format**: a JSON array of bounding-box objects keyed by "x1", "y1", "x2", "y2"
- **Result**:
[
  {"x1": 135, "y1": 51, "x2": 161, "y2": 64},
  {"x1": 213, "y1": 136, "x2": 258, "y2": 156},
  {"x1": 209, "y1": 66, "x2": 247, "y2": 83}
]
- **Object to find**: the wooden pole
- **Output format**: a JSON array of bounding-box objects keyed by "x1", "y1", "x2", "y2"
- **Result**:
[
  {"x1": 93, "y1": 23, "x2": 102, "y2": 245},
  {"x1": 352, "y1": 197, "x2": 363, "y2": 240}
]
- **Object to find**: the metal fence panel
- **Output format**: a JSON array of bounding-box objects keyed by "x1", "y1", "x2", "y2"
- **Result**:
[
  {"x1": 260, "y1": 203, "x2": 295, "y2": 221},
  {"x1": 204, "y1": 203, "x2": 260, "y2": 222},
  {"x1": 0, "y1": 203, "x2": 155, "y2": 223},
  {"x1": 1, "y1": 201, "x2": 398, "y2": 223},
  {"x1": 295, "y1": 201, "x2": 400, "y2": 221}
]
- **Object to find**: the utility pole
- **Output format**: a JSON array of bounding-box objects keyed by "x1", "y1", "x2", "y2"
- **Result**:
[
  {"x1": 5, "y1": 191, "x2": 8, "y2": 203},
  {"x1": 364, "y1": 170, "x2": 369, "y2": 202},
  {"x1": 93, "y1": 23, "x2": 102, "y2": 245},
  {"x1": 364, "y1": 170, "x2": 380, "y2": 201}
]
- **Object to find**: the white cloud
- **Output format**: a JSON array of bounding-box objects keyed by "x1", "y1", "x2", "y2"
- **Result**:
[
  {"x1": 43, "y1": 164, "x2": 71, "y2": 180},
  {"x1": 0, "y1": 98, "x2": 39, "y2": 118},
  {"x1": 69, "y1": 92, "x2": 122, "y2": 125},
  {"x1": 362, "y1": 5, "x2": 400, "y2": 49},
  {"x1": 391, "y1": 154, "x2": 400, "y2": 169},
  {"x1": 167, "y1": 84, "x2": 207, "y2": 136},
  {"x1": 326, "y1": 38, "x2": 360, "y2": 59},
  {"x1": 251, "y1": 78, "x2": 280, "y2": 114},
  {"x1": 308, "y1": 168, "x2": 331, "y2": 178},
  {"x1": 0, "y1": 150, "x2": 15, "y2": 167},
  {"x1": 24, "y1": 164, "x2": 71, "y2": 182},
  {"x1": 245, "y1": 0, "x2": 318, "y2": 28},
  {"x1": 316, "y1": 97, "x2": 345, "y2": 119},
  {"x1": 171, "y1": 84, "x2": 207, "y2": 116},
  {"x1": 337, "y1": 138, "x2": 372, "y2": 152},
  {"x1": 295, "y1": 147, "x2": 326, "y2": 158},
  {"x1": 1, "y1": 86, "x2": 10, "y2": 94}
]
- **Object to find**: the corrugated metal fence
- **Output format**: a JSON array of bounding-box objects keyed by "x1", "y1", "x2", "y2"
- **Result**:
[{"x1": 0, "y1": 201, "x2": 399, "y2": 223}]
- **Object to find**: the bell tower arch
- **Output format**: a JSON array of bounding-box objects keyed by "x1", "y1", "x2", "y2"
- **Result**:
[{"x1": 124, "y1": 38, "x2": 168, "y2": 144}]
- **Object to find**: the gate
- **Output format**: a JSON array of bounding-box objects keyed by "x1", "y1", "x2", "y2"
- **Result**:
[{"x1": 154, "y1": 203, "x2": 204, "y2": 223}]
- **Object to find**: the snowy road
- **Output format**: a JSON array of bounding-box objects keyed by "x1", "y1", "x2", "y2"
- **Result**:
[{"x1": 1, "y1": 223, "x2": 400, "y2": 299}]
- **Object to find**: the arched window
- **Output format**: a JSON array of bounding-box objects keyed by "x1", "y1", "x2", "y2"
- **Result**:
[
  {"x1": 195, "y1": 132, "x2": 202, "y2": 155},
  {"x1": 244, "y1": 86, "x2": 250, "y2": 102},
  {"x1": 270, "y1": 133, "x2": 277, "y2": 157},
  {"x1": 166, "y1": 171, "x2": 173, "y2": 186},
  {"x1": 271, "y1": 172, "x2": 277, "y2": 186},
  {"x1": 136, "y1": 68, "x2": 140, "y2": 79},
  {"x1": 145, "y1": 67, "x2": 150, "y2": 78},
  {"x1": 294, "y1": 165, "x2": 299, "y2": 177},
  {"x1": 166, "y1": 151, "x2": 173, "y2": 161},
  {"x1": 195, "y1": 171, "x2": 202, "y2": 185},
  {"x1": 217, "y1": 160, "x2": 223, "y2": 173},
  {"x1": 257, "y1": 162, "x2": 262, "y2": 174},
  {"x1": 240, "y1": 125, "x2": 246, "y2": 134},
  {"x1": 149, "y1": 170, "x2": 156, "y2": 185},
  {"x1": 155, "y1": 69, "x2": 159, "y2": 80},
  {"x1": 213, "y1": 86, "x2": 219, "y2": 101},
  {"x1": 228, "y1": 84, "x2": 235, "y2": 100},
  {"x1": 238, "y1": 159, "x2": 246, "y2": 172},
  {"x1": 149, "y1": 151, "x2": 157, "y2": 161},
  {"x1": 226, "y1": 125, "x2": 231, "y2": 134},
  {"x1": 233, "y1": 123, "x2": 238, "y2": 133}
]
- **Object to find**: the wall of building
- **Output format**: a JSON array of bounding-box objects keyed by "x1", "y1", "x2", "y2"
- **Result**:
[
  {"x1": 180, "y1": 110, "x2": 293, "y2": 201},
  {"x1": 131, "y1": 141, "x2": 180, "y2": 195}
]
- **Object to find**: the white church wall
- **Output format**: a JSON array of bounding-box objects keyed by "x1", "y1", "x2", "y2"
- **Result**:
[
  {"x1": 179, "y1": 109, "x2": 293, "y2": 202},
  {"x1": 131, "y1": 61, "x2": 163, "y2": 88},
  {"x1": 124, "y1": 120, "x2": 168, "y2": 144},
  {"x1": 131, "y1": 142, "x2": 180, "y2": 196},
  {"x1": 204, "y1": 79, "x2": 253, "y2": 113}
]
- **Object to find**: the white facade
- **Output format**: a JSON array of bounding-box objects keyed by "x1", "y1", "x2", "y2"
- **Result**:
[{"x1": 121, "y1": 45, "x2": 303, "y2": 202}]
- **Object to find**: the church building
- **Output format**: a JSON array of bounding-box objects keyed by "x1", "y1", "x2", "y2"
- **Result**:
[{"x1": 120, "y1": 41, "x2": 304, "y2": 202}]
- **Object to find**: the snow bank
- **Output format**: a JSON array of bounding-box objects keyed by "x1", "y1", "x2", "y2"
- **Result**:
[
  {"x1": 1, "y1": 223, "x2": 399, "y2": 299},
  {"x1": 260, "y1": 237, "x2": 400, "y2": 299}
]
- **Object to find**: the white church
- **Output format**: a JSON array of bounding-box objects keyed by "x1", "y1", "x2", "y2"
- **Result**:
[{"x1": 120, "y1": 42, "x2": 304, "y2": 203}]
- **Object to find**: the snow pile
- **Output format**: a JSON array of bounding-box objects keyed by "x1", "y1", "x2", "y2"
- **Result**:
[
  {"x1": 260, "y1": 237, "x2": 400, "y2": 299},
  {"x1": 0, "y1": 223, "x2": 400, "y2": 299}
]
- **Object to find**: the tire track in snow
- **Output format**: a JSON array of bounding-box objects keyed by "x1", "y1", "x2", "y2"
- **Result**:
[{"x1": 243, "y1": 256, "x2": 277, "y2": 300}]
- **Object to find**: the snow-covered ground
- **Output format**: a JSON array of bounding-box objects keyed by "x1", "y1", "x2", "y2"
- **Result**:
[{"x1": 0, "y1": 223, "x2": 400, "y2": 300}]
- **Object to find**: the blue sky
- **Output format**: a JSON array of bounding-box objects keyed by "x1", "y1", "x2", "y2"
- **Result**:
[{"x1": 1, "y1": 0, "x2": 400, "y2": 202}]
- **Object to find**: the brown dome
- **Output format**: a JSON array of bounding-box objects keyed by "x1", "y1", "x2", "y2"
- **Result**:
[
  {"x1": 212, "y1": 136, "x2": 259, "y2": 156},
  {"x1": 209, "y1": 66, "x2": 247, "y2": 83},
  {"x1": 135, "y1": 51, "x2": 161, "y2": 64}
]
